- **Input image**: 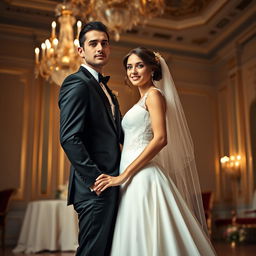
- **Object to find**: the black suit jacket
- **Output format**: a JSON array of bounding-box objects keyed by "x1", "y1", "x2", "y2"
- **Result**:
[{"x1": 59, "y1": 66, "x2": 123, "y2": 205}]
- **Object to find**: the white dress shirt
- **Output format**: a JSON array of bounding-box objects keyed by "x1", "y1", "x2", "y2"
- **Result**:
[{"x1": 81, "y1": 64, "x2": 115, "y2": 118}]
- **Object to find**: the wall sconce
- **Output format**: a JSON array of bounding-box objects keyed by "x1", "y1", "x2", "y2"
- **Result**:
[{"x1": 220, "y1": 155, "x2": 241, "y2": 180}]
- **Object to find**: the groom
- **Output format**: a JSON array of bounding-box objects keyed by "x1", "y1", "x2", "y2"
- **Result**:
[{"x1": 59, "y1": 21, "x2": 123, "y2": 256}]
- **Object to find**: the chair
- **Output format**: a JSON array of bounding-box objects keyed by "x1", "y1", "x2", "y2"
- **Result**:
[
  {"x1": 202, "y1": 191, "x2": 214, "y2": 237},
  {"x1": 231, "y1": 190, "x2": 256, "y2": 229},
  {"x1": 0, "y1": 188, "x2": 16, "y2": 249},
  {"x1": 232, "y1": 209, "x2": 256, "y2": 227}
]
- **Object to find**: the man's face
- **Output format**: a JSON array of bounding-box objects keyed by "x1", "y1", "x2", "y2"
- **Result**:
[{"x1": 78, "y1": 30, "x2": 110, "y2": 71}]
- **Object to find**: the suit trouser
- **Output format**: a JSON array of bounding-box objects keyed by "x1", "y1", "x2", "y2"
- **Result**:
[{"x1": 74, "y1": 187, "x2": 119, "y2": 256}]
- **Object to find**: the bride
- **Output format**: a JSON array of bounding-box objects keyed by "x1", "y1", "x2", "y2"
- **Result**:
[{"x1": 95, "y1": 47, "x2": 216, "y2": 256}]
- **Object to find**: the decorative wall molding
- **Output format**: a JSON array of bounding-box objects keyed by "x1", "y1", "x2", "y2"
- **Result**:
[{"x1": 0, "y1": 67, "x2": 31, "y2": 200}]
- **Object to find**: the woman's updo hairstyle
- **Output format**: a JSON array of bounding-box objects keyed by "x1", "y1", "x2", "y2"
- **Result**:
[{"x1": 123, "y1": 47, "x2": 162, "y2": 81}]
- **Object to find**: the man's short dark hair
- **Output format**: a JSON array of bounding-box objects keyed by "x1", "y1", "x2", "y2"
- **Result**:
[{"x1": 79, "y1": 21, "x2": 110, "y2": 47}]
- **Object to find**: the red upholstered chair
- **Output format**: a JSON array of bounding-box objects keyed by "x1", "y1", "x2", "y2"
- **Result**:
[
  {"x1": 232, "y1": 209, "x2": 256, "y2": 228},
  {"x1": 0, "y1": 188, "x2": 16, "y2": 249},
  {"x1": 202, "y1": 191, "x2": 214, "y2": 237},
  {"x1": 214, "y1": 210, "x2": 256, "y2": 242}
]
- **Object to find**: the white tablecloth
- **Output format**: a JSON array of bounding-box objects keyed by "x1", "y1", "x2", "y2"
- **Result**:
[
  {"x1": 13, "y1": 200, "x2": 78, "y2": 253},
  {"x1": 252, "y1": 190, "x2": 256, "y2": 209}
]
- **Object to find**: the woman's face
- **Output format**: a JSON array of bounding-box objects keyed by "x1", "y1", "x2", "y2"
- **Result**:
[{"x1": 126, "y1": 54, "x2": 152, "y2": 87}]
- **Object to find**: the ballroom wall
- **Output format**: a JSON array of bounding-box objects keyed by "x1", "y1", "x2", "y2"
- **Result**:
[
  {"x1": 214, "y1": 30, "x2": 256, "y2": 205},
  {"x1": 0, "y1": 7, "x2": 255, "y2": 246}
]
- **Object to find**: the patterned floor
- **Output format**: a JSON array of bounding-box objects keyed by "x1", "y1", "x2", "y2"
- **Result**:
[{"x1": 2, "y1": 242, "x2": 256, "y2": 256}]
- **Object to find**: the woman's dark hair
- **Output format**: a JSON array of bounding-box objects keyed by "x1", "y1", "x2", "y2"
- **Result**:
[
  {"x1": 79, "y1": 21, "x2": 110, "y2": 47},
  {"x1": 123, "y1": 47, "x2": 162, "y2": 81}
]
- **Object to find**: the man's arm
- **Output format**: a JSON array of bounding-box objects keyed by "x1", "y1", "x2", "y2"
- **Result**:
[{"x1": 59, "y1": 75, "x2": 102, "y2": 188}]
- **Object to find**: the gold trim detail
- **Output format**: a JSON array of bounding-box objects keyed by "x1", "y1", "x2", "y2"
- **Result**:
[{"x1": 0, "y1": 68, "x2": 29, "y2": 200}]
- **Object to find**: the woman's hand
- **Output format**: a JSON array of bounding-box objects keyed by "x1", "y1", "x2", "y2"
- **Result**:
[{"x1": 94, "y1": 173, "x2": 128, "y2": 192}]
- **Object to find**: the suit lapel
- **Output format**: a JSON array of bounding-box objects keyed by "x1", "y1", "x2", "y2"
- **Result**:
[{"x1": 80, "y1": 67, "x2": 117, "y2": 133}]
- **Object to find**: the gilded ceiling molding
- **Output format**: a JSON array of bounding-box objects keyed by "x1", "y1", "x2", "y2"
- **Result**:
[
  {"x1": 164, "y1": 0, "x2": 213, "y2": 18},
  {"x1": 148, "y1": 0, "x2": 228, "y2": 30},
  {"x1": 207, "y1": 6, "x2": 256, "y2": 55},
  {"x1": 4, "y1": 0, "x2": 56, "y2": 12},
  {"x1": 117, "y1": 33, "x2": 210, "y2": 55},
  {"x1": 3, "y1": 0, "x2": 228, "y2": 30}
]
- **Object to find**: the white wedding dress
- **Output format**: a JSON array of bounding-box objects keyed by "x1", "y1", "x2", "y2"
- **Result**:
[{"x1": 110, "y1": 89, "x2": 216, "y2": 256}]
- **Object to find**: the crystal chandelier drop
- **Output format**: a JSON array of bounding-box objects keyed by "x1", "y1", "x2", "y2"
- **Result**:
[
  {"x1": 34, "y1": 2, "x2": 82, "y2": 86},
  {"x1": 71, "y1": 0, "x2": 165, "y2": 41}
]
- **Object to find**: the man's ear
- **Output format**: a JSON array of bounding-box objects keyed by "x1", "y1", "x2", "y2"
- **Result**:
[{"x1": 77, "y1": 47, "x2": 84, "y2": 57}]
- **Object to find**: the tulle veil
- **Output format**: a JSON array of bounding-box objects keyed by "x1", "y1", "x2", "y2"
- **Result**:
[{"x1": 153, "y1": 55, "x2": 208, "y2": 234}]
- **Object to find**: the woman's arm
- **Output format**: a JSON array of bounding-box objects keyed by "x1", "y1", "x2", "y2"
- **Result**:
[{"x1": 94, "y1": 89, "x2": 167, "y2": 192}]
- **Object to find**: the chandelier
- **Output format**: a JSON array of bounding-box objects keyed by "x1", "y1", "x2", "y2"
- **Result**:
[
  {"x1": 71, "y1": 0, "x2": 165, "y2": 40},
  {"x1": 35, "y1": 2, "x2": 82, "y2": 85}
]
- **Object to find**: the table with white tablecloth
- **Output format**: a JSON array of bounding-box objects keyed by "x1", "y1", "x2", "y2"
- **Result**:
[
  {"x1": 13, "y1": 200, "x2": 78, "y2": 253},
  {"x1": 252, "y1": 190, "x2": 256, "y2": 209}
]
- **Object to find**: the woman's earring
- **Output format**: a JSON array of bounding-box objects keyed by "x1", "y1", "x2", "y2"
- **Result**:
[{"x1": 151, "y1": 72, "x2": 154, "y2": 80}]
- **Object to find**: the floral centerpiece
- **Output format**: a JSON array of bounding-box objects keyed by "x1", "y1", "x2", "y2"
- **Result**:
[
  {"x1": 56, "y1": 182, "x2": 68, "y2": 200},
  {"x1": 224, "y1": 225, "x2": 246, "y2": 247}
]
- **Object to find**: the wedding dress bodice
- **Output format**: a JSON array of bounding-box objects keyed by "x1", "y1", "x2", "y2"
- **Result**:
[
  {"x1": 120, "y1": 89, "x2": 161, "y2": 171},
  {"x1": 122, "y1": 98, "x2": 152, "y2": 149}
]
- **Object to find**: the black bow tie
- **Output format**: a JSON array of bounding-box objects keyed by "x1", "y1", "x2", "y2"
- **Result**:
[{"x1": 98, "y1": 73, "x2": 110, "y2": 85}]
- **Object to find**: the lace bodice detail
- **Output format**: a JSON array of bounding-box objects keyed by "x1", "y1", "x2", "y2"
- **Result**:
[{"x1": 121, "y1": 88, "x2": 163, "y2": 160}]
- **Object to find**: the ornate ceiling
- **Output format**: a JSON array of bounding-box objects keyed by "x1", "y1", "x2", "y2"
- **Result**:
[
  {"x1": 164, "y1": 0, "x2": 214, "y2": 18},
  {"x1": 0, "y1": 0, "x2": 255, "y2": 57}
]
